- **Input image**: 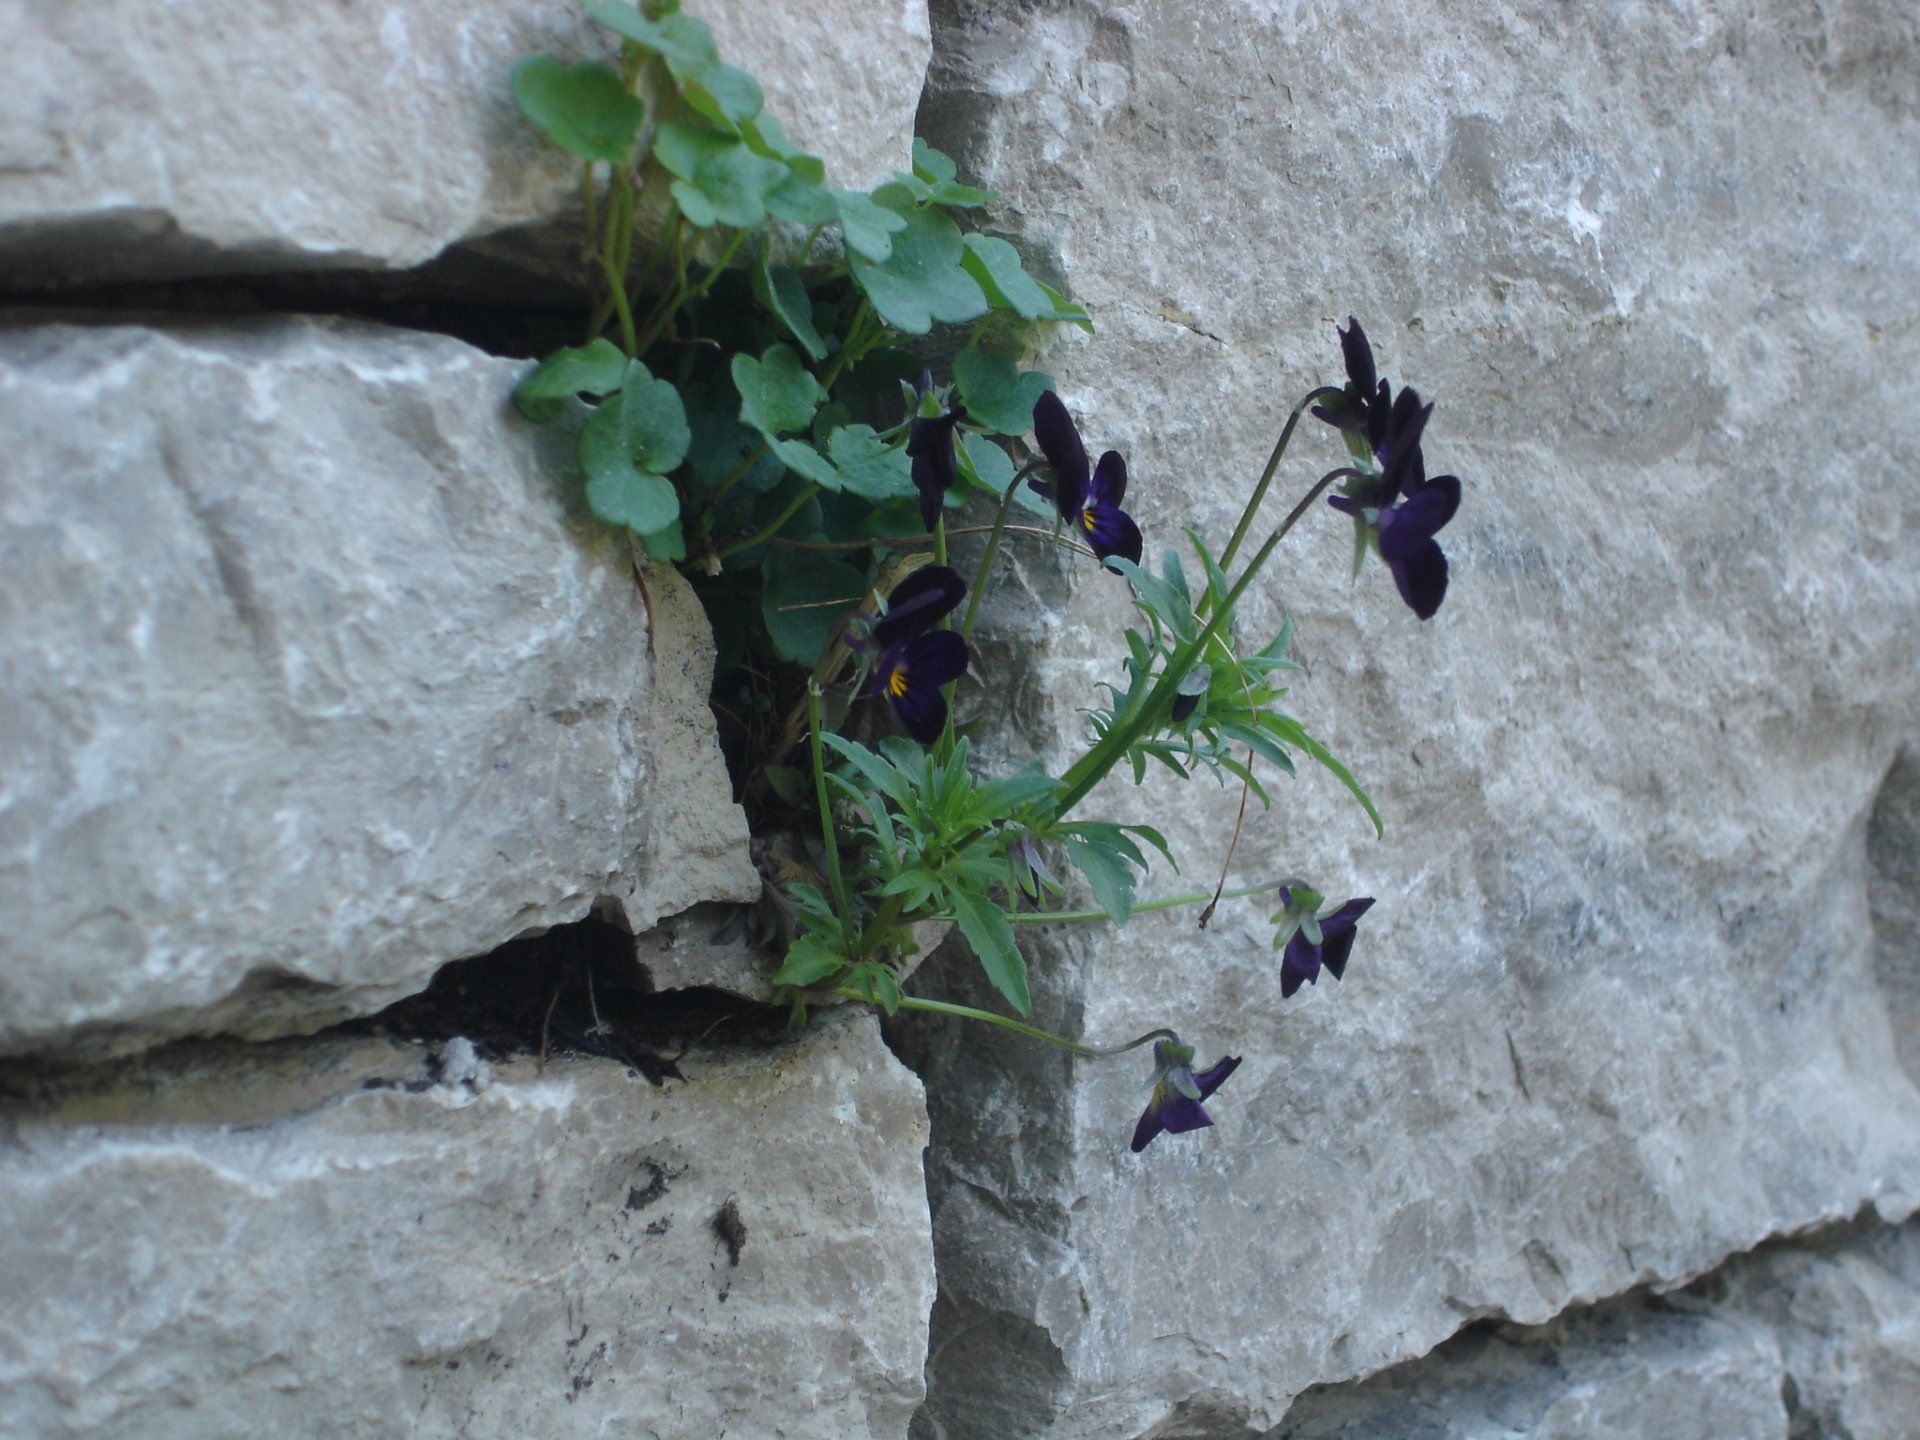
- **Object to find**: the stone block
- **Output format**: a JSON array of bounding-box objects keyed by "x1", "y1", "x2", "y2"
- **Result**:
[
  {"x1": 897, "y1": 1, "x2": 1920, "y2": 1433},
  {"x1": 0, "y1": 0, "x2": 930, "y2": 286},
  {"x1": 0, "y1": 1010, "x2": 934, "y2": 1440},
  {"x1": 0, "y1": 318, "x2": 756, "y2": 1056}
]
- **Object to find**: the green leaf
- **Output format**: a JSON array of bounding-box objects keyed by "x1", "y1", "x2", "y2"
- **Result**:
[
  {"x1": 617, "y1": 360, "x2": 691, "y2": 473},
  {"x1": 732, "y1": 343, "x2": 827, "y2": 438},
  {"x1": 761, "y1": 550, "x2": 867, "y2": 664},
  {"x1": 951, "y1": 890, "x2": 1030, "y2": 1015},
  {"x1": 821, "y1": 733, "x2": 918, "y2": 810},
  {"x1": 953, "y1": 349, "x2": 1054, "y2": 436},
  {"x1": 752, "y1": 256, "x2": 828, "y2": 360},
  {"x1": 771, "y1": 437, "x2": 840, "y2": 490},
  {"x1": 833, "y1": 189, "x2": 909, "y2": 262},
  {"x1": 1064, "y1": 838, "x2": 1137, "y2": 924},
  {"x1": 960, "y1": 235, "x2": 1054, "y2": 319},
  {"x1": 899, "y1": 138, "x2": 996, "y2": 207},
  {"x1": 849, "y1": 194, "x2": 989, "y2": 335},
  {"x1": 684, "y1": 384, "x2": 784, "y2": 499},
  {"x1": 512, "y1": 57, "x2": 645, "y2": 163},
  {"x1": 581, "y1": 405, "x2": 680, "y2": 533},
  {"x1": 512, "y1": 339, "x2": 629, "y2": 422},
  {"x1": 1268, "y1": 715, "x2": 1385, "y2": 838},
  {"x1": 825, "y1": 425, "x2": 914, "y2": 502},
  {"x1": 771, "y1": 938, "x2": 846, "y2": 987},
  {"x1": 583, "y1": 4, "x2": 719, "y2": 70},
  {"x1": 654, "y1": 121, "x2": 786, "y2": 229},
  {"x1": 1034, "y1": 280, "x2": 1095, "y2": 332},
  {"x1": 680, "y1": 60, "x2": 763, "y2": 131},
  {"x1": 640, "y1": 517, "x2": 686, "y2": 562}
]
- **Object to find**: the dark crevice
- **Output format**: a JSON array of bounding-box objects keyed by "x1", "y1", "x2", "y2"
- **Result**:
[
  {"x1": 0, "y1": 241, "x2": 593, "y2": 360},
  {"x1": 347, "y1": 912, "x2": 791, "y2": 1078}
]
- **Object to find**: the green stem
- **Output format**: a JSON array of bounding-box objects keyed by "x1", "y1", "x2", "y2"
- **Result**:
[
  {"x1": 1208, "y1": 387, "x2": 1342, "y2": 600},
  {"x1": 849, "y1": 994, "x2": 1176, "y2": 1060},
  {"x1": 819, "y1": 298, "x2": 875, "y2": 391},
  {"x1": 691, "y1": 228, "x2": 749, "y2": 297},
  {"x1": 715, "y1": 482, "x2": 821, "y2": 561},
  {"x1": 959, "y1": 479, "x2": 1021, "y2": 645},
  {"x1": 808, "y1": 684, "x2": 853, "y2": 929},
  {"x1": 797, "y1": 221, "x2": 827, "y2": 267},
  {"x1": 1052, "y1": 466, "x2": 1348, "y2": 815},
  {"x1": 597, "y1": 252, "x2": 639, "y2": 356},
  {"x1": 703, "y1": 440, "x2": 772, "y2": 514},
  {"x1": 1005, "y1": 882, "x2": 1278, "y2": 925}
]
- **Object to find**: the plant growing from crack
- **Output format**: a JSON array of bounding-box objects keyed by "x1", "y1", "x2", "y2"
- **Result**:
[{"x1": 512, "y1": 1, "x2": 1462, "y2": 1151}]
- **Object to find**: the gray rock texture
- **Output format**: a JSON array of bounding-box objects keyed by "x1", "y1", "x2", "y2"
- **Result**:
[
  {"x1": 0, "y1": 0, "x2": 930, "y2": 285},
  {"x1": 0, "y1": 319, "x2": 755, "y2": 1056},
  {"x1": 0, "y1": 1010, "x2": 935, "y2": 1440},
  {"x1": 1269, "y1": 1220, "x2": 1920, "y2": 1440},
  {"x1": 900, "y1": 1, "x2": 1920, "y2": 1434}
]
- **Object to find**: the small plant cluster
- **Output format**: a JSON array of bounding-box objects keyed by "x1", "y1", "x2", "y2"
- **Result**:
[{"x1": 512, "y1": 2, "x2": 1461, "y2": 1152}]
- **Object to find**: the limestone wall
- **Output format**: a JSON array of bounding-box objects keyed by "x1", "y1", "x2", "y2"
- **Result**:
[{"x1": 1, "y1": 1, "x2": 1916, "y2": 1437}]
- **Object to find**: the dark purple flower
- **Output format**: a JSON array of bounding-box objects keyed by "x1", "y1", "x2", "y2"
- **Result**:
[
  {"x1": 1030, "y1": 391, "x2": 1143, "y2": 567},
  {"x1": 1311, "y1": 316, "x2": 1391, "y2": 448},
  {"x1": 907, "y1": 403, "x2": 967, "y2": 533},
  {"x1": 1273, "y1": 883, "x2": 1374, "y2": 998},
  {"x1": 1326, "y1": 377, "x2": 1460, "y2": 621},
  {"x1": 1131, "y1": 1039, "x2": 1241, "y2": 1153},
  {"x1": 867, "y1": 565, "x2": 970, "y2": 744}
]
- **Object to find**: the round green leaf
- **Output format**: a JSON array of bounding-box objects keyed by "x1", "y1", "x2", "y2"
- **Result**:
[
  {"x1": 513, "y1": 339, "x2": 629, "y2": 422},
  {"x1": 849, "y1": 195, "x2": 989, "y2": 335},
  {"x1": 772, "y1": 437, "x2": 841, "y2": 491},
  {"x1": 681, "y1": 60, "x2": 764, "y2": 131},
  {"x1": 583, "y1": 3, "x2": 720, "y2": 71},
  {"x1": 953, "y1": 349, "x2": 1054, "y2": 436},
  {"x1": 654, "y1": 121, "x2": 786, "y2": 229},
  {"x1": 580, "y1": 405, "x2": 681, "y2": 533},
  {"x1": 833, "y1": 189, "x2": 907, "y2": 263},
  {"x1": 640, "y1": 517, "x2": 687, "y2": 563},
  {"x1": 826, "y1": 425, "x2": 914, "y2": 502},
  {"x1": 961, "y1": 234, "x2": 1054, "y2": 319},
  {"x1": 617, "y1": 360, "x2": 691, "y2": 473},
  {"x1": 732, "y1": 343, "x2": 827, "y2": 437},
  {"x1": 752, "y1": 257, "x2": 828, "y2": 361},
  {"x1": 512, "y1": 57, "x2": 645, "y2": 164},
  {"x1": 761, "y1": 552, "x2": 867, "y2": 664}
]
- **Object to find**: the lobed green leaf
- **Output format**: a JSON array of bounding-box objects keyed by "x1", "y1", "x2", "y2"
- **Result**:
[
  {"x1": 512, "y1": 57, "x2": 645, "y2": 163},
  {"x1": 513, "y1": 339, "x2": 629, "y2": 422}
]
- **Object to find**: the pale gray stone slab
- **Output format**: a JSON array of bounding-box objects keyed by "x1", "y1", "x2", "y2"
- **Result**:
[
  {"x1": 897, "y1": 1, "x2": 1920, "y2": 1434},
  {"x1": 0, "y1": 1010, "x2": 934, "y2": 1440},
  {"x1": 0, "y1": 319, "x2": 756, "y2": 1056},
  {"x1": 0, "y1": 0, "x2": 929, "y2": 285}
]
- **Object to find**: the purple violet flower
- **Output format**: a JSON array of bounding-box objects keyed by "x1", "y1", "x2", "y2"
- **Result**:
[
  {"x1": 1273, "y1": 882, "x2": 1375, "y2": 998},
  {"x1": 865, "y1": 565, "x2": 970, "y2": 744},
  {"x1": 1314, "y1": 319, "x2": 1461, "y2": 620},
  {"x1": 1131, "y1": 1039, "x2": 1242, "y2": 1153},
  {"x1": 907, "y1": 403, "x2": 967, "y2": 533},
  {"x1": 1029, "y1": 391, "x2": 1143, "y2": 568}
]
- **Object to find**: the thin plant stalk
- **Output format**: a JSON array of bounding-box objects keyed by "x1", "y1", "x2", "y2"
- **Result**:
[
  {"x1": 853, "y1": 994, "x2": 1177, "y2": 1060},
  {"x1": 1005, "y1": 881, "x2": 1278, "y2": 925},
  {"x1": 808, "y1": 684, "x2": 854, "y2": 931},
  {"x1": 1209, "y1": 386, "x2": 1342, "y2": 590}
]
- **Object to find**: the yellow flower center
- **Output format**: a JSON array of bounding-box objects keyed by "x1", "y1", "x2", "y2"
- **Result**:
[
  {"x1": 887, "y1": 666, "x2": 911, "y2": 698},
  {"x1": 1080, "y1": 506, "x2": 1099, "y2": 533}
]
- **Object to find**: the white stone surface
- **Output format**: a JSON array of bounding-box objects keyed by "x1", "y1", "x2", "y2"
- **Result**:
[
  {"x1": 0, "y1": 0, "x2": 930, "y2": 285},
  {"x1": 0, "y1": 318, "x2": 755, "y2": 1056},
  {"x1": 899, "y1": 1, "x2": 1920, "y2": 1434},
  {"x1": 0, "y1": 1010, "x2": 934, "y2": 1440}
]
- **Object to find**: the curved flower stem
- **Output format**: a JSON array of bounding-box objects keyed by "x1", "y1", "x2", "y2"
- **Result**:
[
  {"x1": 702, "y1": 440, "x2": 772, "y2": 515},
  {"x1": 715, "y1": 482, "x2": 821, "y2": 562},
  {"x1": 959, "y1": 478, "x2": 1026, "y2": 645},
  {"x1": 847, "y1": 992, "x2": 1177, "y2": 1060},
  {"x1": 1052, "y1": 466, "x2": 1353, "y2": 816},
  {"x1": 767, "y1": 525, "x2": 1097, "y2": 559},
  {"x1": 1207, "y1": 386, "x2": 1343, "y2": 601},
  {"x1": 1004, "y1": 881, "x2": 1278, "y2": 925},
  {"x1": 808, "y1": 683, "x2": 853, "y2": 936},
  {"x1": 597, "y1": 252, "x2": 639, "y2": 356}
]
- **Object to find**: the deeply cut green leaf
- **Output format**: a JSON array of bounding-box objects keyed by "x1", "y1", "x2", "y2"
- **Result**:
[
  {"x1": 512, "y1": 57, "x2": 645, "y2": 163},
  {"x1": 951, "y1": 890, "x2": 1031, "y2": 1015},
  {"x1": 771, "y1": 938, "x2": 845, "y2": 987}
]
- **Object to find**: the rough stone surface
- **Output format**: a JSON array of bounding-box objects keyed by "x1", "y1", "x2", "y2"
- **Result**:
[
  {"x1": 0, "y1": 318, "x2": 755, "y2": 1056},
  {"x1": 0, "y1": 0, "x2": 931, "y2": 286},
  {"x1": 1267, "y1": 1220, "x2": 1920, "y2": 1440},
  {"x1": 900, "y1": 1, "x2": 1920, "y2": 1434},
  {"x1": 0, "y1": 1009, "x2": 934, "y2": 1440}
]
